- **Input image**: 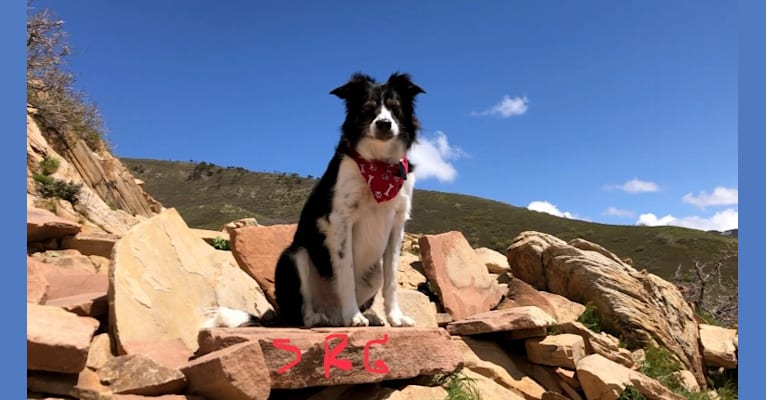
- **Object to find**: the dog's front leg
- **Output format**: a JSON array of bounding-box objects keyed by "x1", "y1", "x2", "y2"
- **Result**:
[
  {"x1": 382, "y1": 222, "x2": 415, "y2": 327},
  {"x1": 327, "y1": 212, "x2": 369, "y2": 327}
]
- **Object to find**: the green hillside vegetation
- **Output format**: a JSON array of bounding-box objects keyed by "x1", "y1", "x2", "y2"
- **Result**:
[{"x1": 122, "y1": 158, "x2": 737, "y2": 283}]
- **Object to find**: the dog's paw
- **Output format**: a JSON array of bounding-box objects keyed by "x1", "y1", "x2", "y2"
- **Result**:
[
  {"x1": 303, "y1": 311, "x2": 331, "y2": 328},
  {"x1": 387, "y1": 311, "x2": 415, "y2": 327},
  {"x1": 345, "y1": 311, "x2": 370, "y2": 327}
]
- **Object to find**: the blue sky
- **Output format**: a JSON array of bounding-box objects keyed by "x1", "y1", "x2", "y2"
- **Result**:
[{"x1": 31, "y1": 0, "x2": 738, "y2": 231}]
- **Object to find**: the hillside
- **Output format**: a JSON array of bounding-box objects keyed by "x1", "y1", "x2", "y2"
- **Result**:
[{"x1": 121, "y1": 158, "x2": 738, "y2": 281}]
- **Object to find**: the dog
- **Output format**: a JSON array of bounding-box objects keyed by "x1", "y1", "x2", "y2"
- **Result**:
[{"x1": 269, "y1": 72, "x2": 426, "y2": 328}]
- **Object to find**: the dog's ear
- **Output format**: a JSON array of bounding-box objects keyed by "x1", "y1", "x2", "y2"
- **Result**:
[
  {"x1": 387, "y1": 72, "x2": 426, "y2": 97},
  {"x1": 330, "y1": 73, "x2": 374, "y2": 99}
]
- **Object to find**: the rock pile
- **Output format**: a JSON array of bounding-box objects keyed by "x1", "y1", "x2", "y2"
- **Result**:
[{"x1": 27, "y1": 205, "x2": 738, "y2": 399}]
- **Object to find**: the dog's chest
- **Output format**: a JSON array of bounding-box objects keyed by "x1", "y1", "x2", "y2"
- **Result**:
[
  {"x1": 352, "y1": 200, "x2": 396, "y2": 268},
  {"x1": 333, "y1": 157, "x2": 410, "y2": 269}
]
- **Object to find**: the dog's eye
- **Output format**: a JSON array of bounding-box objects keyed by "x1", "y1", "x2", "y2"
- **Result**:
[
  {"x1": 388, "y1": 101, "x2": 401, "y2": 112},
  {"x1": 363, "y1": 102, "x2": 377, "y2": 112}
]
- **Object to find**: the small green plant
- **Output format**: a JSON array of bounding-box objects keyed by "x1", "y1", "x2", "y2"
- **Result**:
[
  {"x1": 577, "y1": 302, "x2": 602, "y2": 332},
  {"x1": 39, "y1": 155, "x2": 60, "y2": 175},
  {"x1": 33, "y1": 173, "x2": 82, "y2": 203},
  {"x1": 694, "y1": 310, "x2": 721, "y2": 326},
  {"x1": 33, "y1": 173, "x2": 54, "y2": 186},
  {"x1": 639, "y1": 344, "x2": 682, "y2": 389},
  {"x1": 211, "y1": 237, "x2": 231, "y2": 251},
  {"x1": 431, "y1": 371, "x2": 482, "y2": 400},
  {"x1": 618, "y1": 386, "x2": 646, "y2": 400},
  {"x1": 637, "y1": 344, "x2": 739, "y2": 400}
]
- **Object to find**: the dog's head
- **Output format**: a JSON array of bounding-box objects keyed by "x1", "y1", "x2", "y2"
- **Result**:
[{"x1": 331, "y1": 72, "x2": 425, "y2": 162}]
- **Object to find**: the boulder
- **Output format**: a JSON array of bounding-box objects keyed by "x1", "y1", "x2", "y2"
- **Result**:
[
  {"x1": 447, "y1": 306, "x2": 556, "y2": 336},
  {"x1": 556, "y1": 322, "x2": 635, "y2": 368},
  {"x1": 61, "y1": 232, "x2": 119, "y2": 258},
  {"x1": 182, "y1": 341, "x2": 271, "y2": 400},
  {"x1": 86, "y1": 333, "x2": 115, "y2": 370},
  {"x1": 27, "y1": 370, "x2": 109, "y2": 399},
  {"x1": 27, "y1": 257, "x2": 49, "y2": 304},
  {"x1": 576, "y1": 354, "x2": 684, "y2": 400},
  {"x1": 27, "y1": 304, "x2": 100, "y2": 373},
  {"x1": 219, "y1": 217, "x2": 260, "y2": 234},
  {"x1": 474, "y1": 247, "x2": 511, "y2": 274},
  {"x1": 497, "y1": 278, "x2": 586, "y2": 324},
  {"x1": 99, "y1": 354, "x2": 186, "y2": 396},
  {"x1": 27, "y1": 207, "x2": 81, "y2": 243},
  {"x1": 699, "y1": 324, "x2": 738, "y2": 369},
  {"x1": 27, "y1": 114, "x2": 159, "y2": 236},
  {"x1": 229, "y1": 224, "x2": 297, "y2": 307},
  {"x1": 452, "y1": 336, "x2": 546, "y2": 399},
  {"x1": 45, "y1": 292, "x2": 108, "y2": 318},
  {"x1": 525, "y1": 334, "x2": 587, "y2": 369},
  {"x1": 418, "y1": 231, "x2": 503, "y2": 321},
  {"x1": 507, "y1": 232, "x2": 705, "y2": 386},
  {"x1": 31, "y1": 250, "x2": 108, "y2": 301},
  {"x1": 397, "y1": 251, "x2": 428, "y2": 290},
  {"x1": 109, "y1": 208, "x2": 271, "y2": 355}
]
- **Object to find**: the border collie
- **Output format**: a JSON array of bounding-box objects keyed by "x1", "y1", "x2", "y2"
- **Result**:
[
  {"x1": 203, "y1": 72, "x2": 425, "y2": 329},
  {"x1": 271, "y1": 72, "x2": 425, "y2": 327}
]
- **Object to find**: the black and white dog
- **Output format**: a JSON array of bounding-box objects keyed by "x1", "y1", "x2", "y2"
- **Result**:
[{"x1": 269, "y1": 72, "x2": 425, "y2": 328}]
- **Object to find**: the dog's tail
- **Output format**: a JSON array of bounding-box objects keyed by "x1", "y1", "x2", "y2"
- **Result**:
[{"x1": 201, "y1": 306, "x2": 286, "y2": 329}]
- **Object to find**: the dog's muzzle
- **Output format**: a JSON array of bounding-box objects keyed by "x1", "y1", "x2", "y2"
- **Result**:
[{"x1": 373, "y1": 119, "x2": 395, "y2": 140}]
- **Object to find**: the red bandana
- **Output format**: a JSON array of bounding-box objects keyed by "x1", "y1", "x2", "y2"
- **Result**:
[{"x1": 348, "y1": 151, "x2": 409, "y2": 203}]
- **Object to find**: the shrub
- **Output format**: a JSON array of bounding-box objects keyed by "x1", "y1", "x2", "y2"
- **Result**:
[
  {"x1": 577, "y1": 302, "x2": 602, "y2": 332},
  {"x1": 211, "y1": 237, "x2": 231, "y2": 251},
  {"x1": 34, "y1": 173, "x2": 82, "y2": 203},
  {"x1": 431, "y1": 370, "x2": 482, "y2": 400},
  {"x1": 638, "y1": 344, "x2": 738, "y2": 400},
  {"x1": 39, "y1": 155, "x2": 60, "y2": 175}
]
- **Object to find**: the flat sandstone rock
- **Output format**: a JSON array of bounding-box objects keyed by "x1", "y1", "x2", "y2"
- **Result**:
[{"x1": 196, "y1": 327, "x2": 461, "y2": 389}]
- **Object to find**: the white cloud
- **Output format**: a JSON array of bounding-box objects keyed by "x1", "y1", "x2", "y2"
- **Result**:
[
  {"x1": 636, "y1": 208, "x2": 738, "y2": 232},
  {"x1": 471, "y1": 95, "x2": 529, "y2": 118},
  {"x1": 409, "y1": 131, "x2": 466, "y2": 182},
  {"x1": 604, "y1": 178, "x2": 660, "y2": 194},
  {"x1": 682, "y1": 187, "x2": 738, "y2": 209},
  {"x1": 603, "y1": 207, "x2": 635, "y2": 218},
  {"x1": 527, "y1": 201, "x2": 576, "y2": 219}
]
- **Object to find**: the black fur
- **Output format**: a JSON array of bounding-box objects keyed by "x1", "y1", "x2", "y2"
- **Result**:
[{"x1": 273, "y1": 72, "x2": 424, "y2": 327}]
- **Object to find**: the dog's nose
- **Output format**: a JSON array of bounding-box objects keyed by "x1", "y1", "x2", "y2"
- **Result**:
[{"x1": 375, "y1": 119, "x2": 392, "y2": 131}]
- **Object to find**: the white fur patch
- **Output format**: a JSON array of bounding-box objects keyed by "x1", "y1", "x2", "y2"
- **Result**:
[
  {"x1": 201, "y1": 306, "x2": 253, "y2": 329},
  {"x1": 371, "y1": 105, "x2": 400, "y2": 137}
]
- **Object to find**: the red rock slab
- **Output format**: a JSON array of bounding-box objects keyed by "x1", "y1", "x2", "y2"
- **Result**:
[
  {"x1": 121, "y1": 338, "x2": 195, "y2": 370},
  {"x1": 27, "y1": 207, "x2": 81, "y2": 242},
  {"x1": 27, "y1": 303, "x2": 99, "y2": 373},
  {"x1": 196, "y1": 327, "x2": 461, "y2": 389},
  {"x1": 61, "y1": 232, "x2": 119, "y2": 258},
  {"x1": 418, "y1": 231, "x2": 503, "y2": 321},
  {"x1": 27, "y1": 257, "x2": 50, "y2": 304},
  {"x1": 229, "y1": 224, "x2": 296, "y2": 308},
  {"x1": 446, "y1": 306, "x2": 556, "y2": 335},
  {"x1": 45, "y1": 292, "x2": 108, "y2": 317},
  {"x1": 182, "y1": 341, "x2": 271, "y2": 400}
]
